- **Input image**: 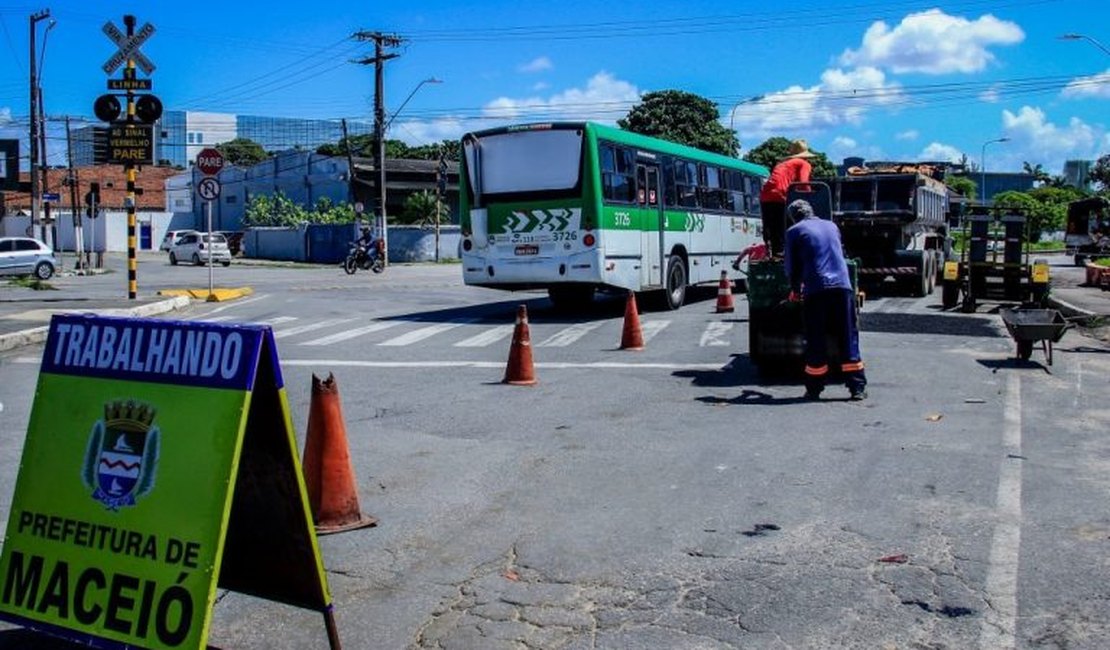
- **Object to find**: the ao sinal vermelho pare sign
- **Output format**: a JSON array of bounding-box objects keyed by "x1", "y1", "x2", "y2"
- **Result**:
[
  {"x1": 107, "y1": 122, "x2": 153, "y2": 165},
  {"x1": 0, "y1": 314, "x2": 333, "y2": 649}
]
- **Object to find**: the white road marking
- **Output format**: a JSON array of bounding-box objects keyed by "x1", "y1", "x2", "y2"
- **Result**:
[
  {"x1": 260, "y1": 316, "x2": 298, "y2": 325},
  {"x1": 378, "y1": 320, "x2": 477, "y2": 346},
  {"x1": 273, "y1": 318, "x2": 356, "y2": 340},
  {"x1": 196, "y1": 315, "x2": 233, "y2": 322},
  {"x1": 699, "y1": 321, "x2": 733, "y2": 347},
  {"x1": 537, "y1": 322, "x2": 604, "y2": 347},
  {"x1": 280, "y1": 359, "x2": 725, "y2": 370},
  {"x1": 455, "y1": 324, "x2": 515, "y2": 348},
  {"x1": 639, "y1": 320, "x2": 671, "y2": 344},
  {"x1": 300, "y1": 321, "x2": 401, "y2": 346},
  {"x1": 979, "y1": 373, "x2": 1022, "y2": 650},
  {"x1": 200, "y1": 293, "x2": 270, "y2": 315}
]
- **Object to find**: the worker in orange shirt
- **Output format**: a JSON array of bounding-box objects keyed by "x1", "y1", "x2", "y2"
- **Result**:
[{"x1": 759, "y1": 139, "x2": 815, "y2": 256}]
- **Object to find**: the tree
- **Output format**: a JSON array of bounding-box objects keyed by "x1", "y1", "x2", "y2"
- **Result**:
[
  {"x1": 1091, "y1": 153, "x2": 1110, "y2": 190},
  {"x1": 407, "y1": 139, "x2": 460, "y2": 161},
  {"x1": 993, "y1": 185, "x2": 1084, "y2": 242},
  {"x1": 743, "y1": 137, "x2": 837, "y2": 178},
  {"x1": 945, "y1": 175, "x2": 977, "y2": 199},
  {"x1": 618, "y1": 90, "x2": 738, "y2": 157},
  {"x1": 216, "y1": 138, "x2": 269, "y2": 166},
  {"x1": 1022, "y1": 161, "x2": 1051, "y2": 185},
  {"x1": 243, "y1": 192, "x2": 358, "y2": 227},
  {"x1": 400, "y1": 190, "x2": 448, "y2": 227}
]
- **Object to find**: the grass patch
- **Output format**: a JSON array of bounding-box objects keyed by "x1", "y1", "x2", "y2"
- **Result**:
[{"x1": 7, "y1": 277, "x2": 57, "y2": 290}]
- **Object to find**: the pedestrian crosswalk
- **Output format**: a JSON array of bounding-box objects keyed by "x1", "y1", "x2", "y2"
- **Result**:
[{"x1": 189, "y1": 311, "x2": 739, "y2": 350}]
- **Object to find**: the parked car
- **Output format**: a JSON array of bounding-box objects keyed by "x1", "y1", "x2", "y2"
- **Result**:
[
  {"x1": 160, "y1": 229, "x2": 198, "y2": 252},
  {"x1": 218, "y1": 231, "x2": 245, "y2": 256},
  {"x1": 168, "y1": 232, "x2": 232, "y2": 267},
  {"x1": 0, "y1": 237, "x2": 57, "y2": 280}
]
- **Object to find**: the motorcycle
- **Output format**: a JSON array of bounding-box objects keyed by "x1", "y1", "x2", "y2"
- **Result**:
[{"x1": 343, "y1": 240, "x2": 385, "y2": 275}]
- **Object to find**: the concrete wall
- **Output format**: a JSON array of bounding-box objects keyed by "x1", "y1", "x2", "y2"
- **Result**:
[
  {"x1": 1, "y1": 211, "x2": 185, "y2": 252},
  {"x1": 241, "y1": 224, "x2": 461, "y2": 263}
]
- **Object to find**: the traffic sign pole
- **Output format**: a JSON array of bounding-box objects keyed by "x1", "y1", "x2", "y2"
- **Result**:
[
  {"x1": 195, "y1": 150, "x2": 224, "y2": 303},
  {"x1": 124, "y1": 15, "x2": 137, "y2": 301}
]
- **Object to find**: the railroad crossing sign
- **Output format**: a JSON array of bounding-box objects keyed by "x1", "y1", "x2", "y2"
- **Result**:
[
  {"x1": 102, "y1": 20, "x2": 156, "y2": 75},
  {"x1": 198, "y1": 177, "x2": 222, "y2": 201}
]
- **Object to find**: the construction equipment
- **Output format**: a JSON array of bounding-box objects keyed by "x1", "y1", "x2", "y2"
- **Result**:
[
  {"x1": 939, "y1": 205, "x2": 1050, "y2": 313},
  {"x1": 1000, "y1": 307, "x2": 1072, "y2": 365},
  {"x1": 828, "y1": 164, "x2": 952, "y2": 297},
  {"x1": 1064, "y1": 196, "x2": 1110, "y2": 267},
  {"x1": 747, "y1": 182, "x2": 859, "y2": 374}
]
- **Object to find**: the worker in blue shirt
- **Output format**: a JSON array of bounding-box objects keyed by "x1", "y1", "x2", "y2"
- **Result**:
[{"x1": 784, "y1": 199, "x2": 867, "y2": 401}]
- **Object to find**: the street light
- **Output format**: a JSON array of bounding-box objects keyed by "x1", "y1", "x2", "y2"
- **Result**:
[
  {"x1": 1059, "y1": 33, "x2": 1110, "y2": 57},
  {"x1": 384, "y1": 77, "x2": 443, "y2": 133},
  {"x1": 727, "y1": 94, "x2": 766, "y2": 153},
  {"x1": 980, "y1": 137, "x2": 1010, "y2": 203}
]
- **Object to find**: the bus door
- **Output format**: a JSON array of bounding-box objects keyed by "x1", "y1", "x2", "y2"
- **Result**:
[{"x1": 637, "y1": 163, "x2": 664, "y2": 288}]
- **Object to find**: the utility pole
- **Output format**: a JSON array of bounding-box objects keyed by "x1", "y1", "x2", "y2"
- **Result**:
[
  {"x1": 38, "y1": 85, "x2": 50, "y2": 244},
  {"x1": 353, "y1": 31, "x2": 403, "y2": 268},
  {"x1": 28, "y1": 9, "x2": 50, "y2": 241},
  {"x1": 65, "y1": 116, "x2": 84, "y2": 273}
]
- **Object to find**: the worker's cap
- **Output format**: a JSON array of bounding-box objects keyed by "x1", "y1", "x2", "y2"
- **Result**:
[
  {"x1": 787, "y1": 139, "x2": 816, "y2": 159},
  {"x1": 787, "y1": 200, "x2": 815, "y2": 220}
]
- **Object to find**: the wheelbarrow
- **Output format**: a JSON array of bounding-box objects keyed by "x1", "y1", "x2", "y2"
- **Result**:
[{"x1": 1000, "y1": 308, "x2": 1072, "y2": 365}]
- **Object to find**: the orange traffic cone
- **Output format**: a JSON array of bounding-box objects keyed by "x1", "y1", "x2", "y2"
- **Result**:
[
  {"x1": 503, "y1": 305, "x2": 537, "y2": 385},
  {"x1": 302, "y1": 373, "x2": 377, "y2": 535},
  {"x1": 715, "y1": 270, "x2": 735, "y2": 313},
  {"x1": 620, "y1": 291, "x2": 645, "y2": 351}
]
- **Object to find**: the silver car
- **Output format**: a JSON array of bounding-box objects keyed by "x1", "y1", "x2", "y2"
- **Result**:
[
  {"x1": 169, "y1": 232, "x2": 232, "y2": 266},
  {"x1": 0, "y1": 237, "x2": 57, "y2": 280}
]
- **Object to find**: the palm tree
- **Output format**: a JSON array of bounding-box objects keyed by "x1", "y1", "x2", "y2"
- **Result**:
[{"x1": 401, "y1": 190, "x2": 448, "y2": 228}]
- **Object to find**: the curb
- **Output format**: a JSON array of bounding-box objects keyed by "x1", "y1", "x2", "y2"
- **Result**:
[
  {"x1": 0, "y1": 295, "x2": 192, "y2": 353},
  {"x1": 157, "y1": 287, "x2": 253, "y2": 302},
  {"x1": 1046, "y1": 294, "x2": 1097, "y2": 321}
]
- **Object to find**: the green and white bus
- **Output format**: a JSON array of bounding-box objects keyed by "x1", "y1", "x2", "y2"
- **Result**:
[{"x1": 459, "y1": 122, "x2": 769, "y2": 309}]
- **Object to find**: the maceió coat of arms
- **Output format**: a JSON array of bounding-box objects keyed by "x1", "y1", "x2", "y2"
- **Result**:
[{"x1": 82, "y1": 400, "x2": 161, "y2": 511}]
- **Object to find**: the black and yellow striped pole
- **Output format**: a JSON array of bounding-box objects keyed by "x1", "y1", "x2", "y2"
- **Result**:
[{"x1": 124, "y1": 15, "x2": 137, "y2": 300}]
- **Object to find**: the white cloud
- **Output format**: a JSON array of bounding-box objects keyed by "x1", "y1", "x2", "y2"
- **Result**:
[
  {"x1": 839, "y1": 9, "x2": 1023, "y2": 74},
  {"x1": 483, "y1": 71, "x2": 639, "y2": 123},
  {"x1": 0, "y1": 107, "x2": 10, "y2": 123},
  {"x1": 896, "y1": 129, "x2": 919, "y2": 141},
  {"x1": 979, "y1": 86, "x2": 1002, "y2": 103},
  {"x1": 731, "y1": 66, "x2": 901, "y2": 138},
  {"x1": 833, "y1": 136, "x2": 858, "y2": 149},
  {"x1": 919, "y1": 142, "x2": 965, "y2": 163},
  {"x1": 391, "y1": 72, "x2": 640, "y2": 145},
  {"x1": 1001, "y1": 107, "x2": 1104, "y2": 169},
  {"x1": 518, "y1": 56, "x2": 553, "y2": 74},
  {"x1": 1061, "y1": 69, "x2": 1110, "y2": 99},
  {"x1": 532, "y1": 81, "x2": 550, "y2": 92}
]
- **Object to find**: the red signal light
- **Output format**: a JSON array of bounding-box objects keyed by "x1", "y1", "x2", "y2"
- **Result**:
[{"x1": 583, "y1": 233, "x2": 595, "y2": 247}]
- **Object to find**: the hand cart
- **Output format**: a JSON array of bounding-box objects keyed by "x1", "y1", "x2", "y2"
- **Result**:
[{"x1": 999, "y1": 307, "x2": 1072, "y2": 365}]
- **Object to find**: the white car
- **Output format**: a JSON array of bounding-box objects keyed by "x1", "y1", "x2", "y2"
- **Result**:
[
  {"x1": 0, "y1": 237, "x2": 57, "y2": 280},
  {"x1": 160, "y1": 229, "x2": 198, "y2": 252},
  {"x1": 168, "y1": 232, "x2": 232, "y2": 267}
]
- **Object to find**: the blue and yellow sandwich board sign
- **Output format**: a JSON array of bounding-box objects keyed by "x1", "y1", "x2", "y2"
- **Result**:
[{"x1": 0, "y1": 314, "x2": 333, "y2": 649}]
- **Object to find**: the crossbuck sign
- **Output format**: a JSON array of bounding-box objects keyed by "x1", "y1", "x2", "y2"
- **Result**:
[{"x1": 102, "y1": 21, "x2": 156, "y2": 75}]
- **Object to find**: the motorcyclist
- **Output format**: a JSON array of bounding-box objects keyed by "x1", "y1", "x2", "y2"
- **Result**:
[{"x1": 355, "y1": 226, "x2": 375, "y2": 263}]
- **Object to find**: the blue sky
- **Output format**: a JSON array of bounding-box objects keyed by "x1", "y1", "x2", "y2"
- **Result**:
[{"x1": 1, "y1": 0, "x2": 1107, "y2": 174}]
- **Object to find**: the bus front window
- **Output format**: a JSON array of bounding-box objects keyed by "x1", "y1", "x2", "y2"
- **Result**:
[{"x1": 464, "y1": 129, "x2": 583, "y2": 199}]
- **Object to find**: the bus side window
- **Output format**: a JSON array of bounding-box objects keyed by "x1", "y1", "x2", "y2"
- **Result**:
[
  {"x1": 677, "y1": 160, "x2": 698, "y2": 208},
  {"x1": 662, "y1": 157, "x2": 677, "y2": 207},
  {"x1": 601, "y1": 143, "x2": 636, "y2": 203}
]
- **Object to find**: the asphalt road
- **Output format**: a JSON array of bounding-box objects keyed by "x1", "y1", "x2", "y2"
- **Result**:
[{"x1": 1, "y1": 254, "x2": 1109, "y2": 649}]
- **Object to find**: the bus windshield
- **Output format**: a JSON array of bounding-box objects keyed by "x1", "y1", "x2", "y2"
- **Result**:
[{"x1": 464, "y1": 128, "x2": 582, "y2": 198}]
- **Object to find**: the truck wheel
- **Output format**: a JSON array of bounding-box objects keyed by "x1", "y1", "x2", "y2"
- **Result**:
[
  {"x1": 1075, "y1": 254, "x2": 1086, "y2": 267},
  {"x1": 941, "y1": 281, "x2": 959, "y2": 309},
  {"x1": 663, "y1": 256, "x2": 687, "y2": 310}
]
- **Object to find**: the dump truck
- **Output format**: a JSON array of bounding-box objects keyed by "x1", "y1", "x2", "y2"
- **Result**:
[
  {"x1": 827, "y1": 164, "x2": 952, "y2": 297},
  {"x1": 1065, "y1": 196, "x2": 1110, "y2": 267}
]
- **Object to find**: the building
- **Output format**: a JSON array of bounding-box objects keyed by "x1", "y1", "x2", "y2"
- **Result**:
[
  {"x1": 1063, "y1": 159, "x2": 1093, "y2": 190},
  {"x1": 71, "y1": 111, "x2": 373, "y2": 168}
]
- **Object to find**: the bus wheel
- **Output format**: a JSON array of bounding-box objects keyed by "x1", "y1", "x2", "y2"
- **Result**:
[
  {"x1": 548, "y1": 286, "x2": 594, "y2": 312},
  {"x1": 664, "y1": 256, "x2": 687, "y2": 310}
]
